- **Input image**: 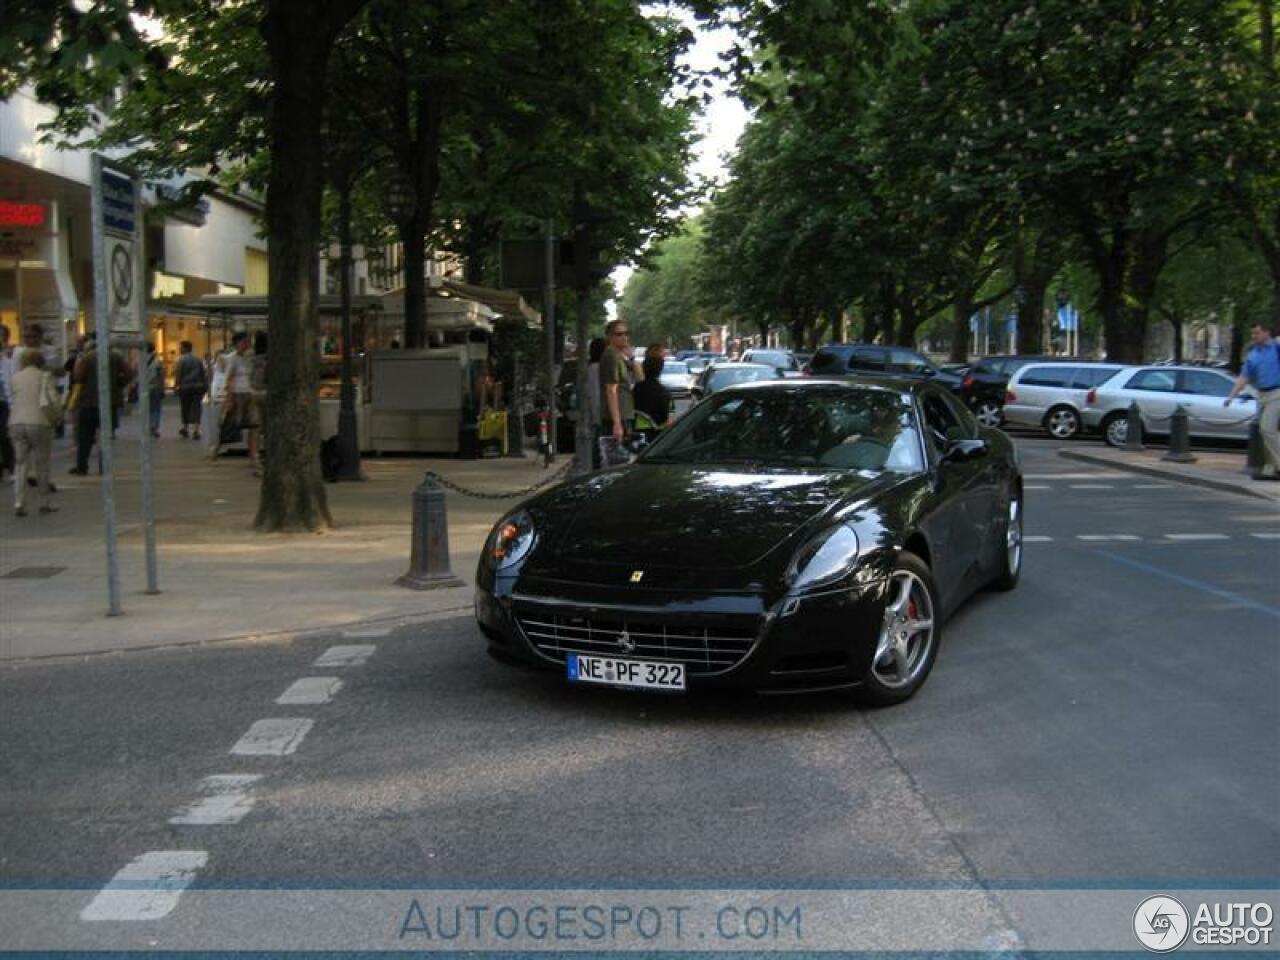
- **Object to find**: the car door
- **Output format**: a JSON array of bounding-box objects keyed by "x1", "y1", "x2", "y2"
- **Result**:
[
  {"x1": 918, "y1": 389, "x2": 987, "y2": 607},
  {"x1": 1178, "y1": 368, "x2": 1255, "y2": 440},
  {"x1": 1118, "y1": 368, "x2": 1180, "y2": 433}
]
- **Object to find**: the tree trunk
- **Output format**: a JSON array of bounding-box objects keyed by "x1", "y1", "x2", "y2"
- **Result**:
[
  {"x1": 1094, "y1": 230, "x2": 1134, "y2": 362},
  {"x1": 255, "y1": 1, "x2": 352, "y2": 532},
  {"x1": 1019, "y1": 275, "x2": 1047, "y2": 355},
  {"x1": 949, "y1": 298, "x2": 971, "y2": 363},
  {"x1": 894, "y1": 279, "x2": 920, "y2": 346},
  {"x1": 400, "y1": 217, "x2": 428, "y2": 348}
]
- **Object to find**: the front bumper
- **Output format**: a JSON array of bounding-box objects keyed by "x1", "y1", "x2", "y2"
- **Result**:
[{"x1": 475, "y1": 574, "x2": 890, "y2": 694}]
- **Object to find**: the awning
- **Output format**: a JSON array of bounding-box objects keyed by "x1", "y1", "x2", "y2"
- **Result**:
[
  {"x1": 440, "y1": 280, "x2": 541, "y2": 325},
  {"x1": 185, "y1": 293, "x2": 385, "y2": 318}
]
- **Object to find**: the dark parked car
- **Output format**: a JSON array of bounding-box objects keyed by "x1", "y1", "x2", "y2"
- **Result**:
[
  {"x1": 689, "y1": 361, "x2": 777, "y2": 400},
  {"x1": 476, "y1": 378, "x2": 1024, "y2": 705},
  {"x1": 807, "y1": 344, "x2": 965, "y2": 391}
]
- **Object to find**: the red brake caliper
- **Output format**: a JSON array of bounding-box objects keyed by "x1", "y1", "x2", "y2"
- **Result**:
[{"x1": 907, "y1": 598, "x2": 918, "y2": 621}]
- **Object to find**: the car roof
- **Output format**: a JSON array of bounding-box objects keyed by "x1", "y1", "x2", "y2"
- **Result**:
[
  {"x1": 719, "y1": 374, "x2": 924, "y2": 396},
  {"x1": 707, "y1": 361, "x2": 776, "y2": 370}
]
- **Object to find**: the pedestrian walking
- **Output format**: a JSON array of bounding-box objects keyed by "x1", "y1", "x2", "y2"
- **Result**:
[
  {"x1": 0, "y1": 325, "x2": 15, "y2": 482},
  {"x1": 69, "y1": 334, "x2": 130, "y2": 476},
  {"x1": 209, "y1": 331, "x2": 260, "y2": 472},
  {"x1": 174, "y1": 340, "x2": 207, "y2": 439},
  {"x1": 599, "y1": 319, "x2": 636, "y2": 466},
  {"x1": 9, "y1": 350, "x2": 60, "y2": 516},
  {"x1": 584, "y1": 336, "x2": 605, "y2": 469},
  {"x1": 1225, "y1": 322, "x2": 1280, "y2": 481},
  {"x1": 145, "y1": 342, "x2": 165, "y2": 438}
]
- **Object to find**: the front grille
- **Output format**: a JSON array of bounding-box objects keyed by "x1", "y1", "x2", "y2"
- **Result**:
[{"x1": 515, "y1": 610, "x2": 757, "y2": 676}]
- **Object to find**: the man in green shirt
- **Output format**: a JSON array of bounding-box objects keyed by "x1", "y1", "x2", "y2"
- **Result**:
[{"x1": 599, "y1": 319, "x2": 636, "y2": 443}]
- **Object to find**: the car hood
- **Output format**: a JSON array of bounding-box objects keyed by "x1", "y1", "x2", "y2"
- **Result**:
[{"x1": 545, "y1": 463, "x2": 892, "y2": 571}]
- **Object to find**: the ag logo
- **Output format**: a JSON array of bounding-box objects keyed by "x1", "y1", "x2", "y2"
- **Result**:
[
  {"x1": 616, "y1": 628, "x2": 636, "y2": 654},
  {"x1": 1134, "y1": 895, "x2": 1190, "y2": 952}
]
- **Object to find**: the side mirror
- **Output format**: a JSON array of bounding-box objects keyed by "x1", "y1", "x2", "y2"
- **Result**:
[{"x1": 942, "y1": 435, "x2": 988, "y2": 463}]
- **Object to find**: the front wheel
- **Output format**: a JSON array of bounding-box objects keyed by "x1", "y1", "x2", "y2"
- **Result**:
[
  {"x1": 974, "y1": 398, "x2": 1003, "y2": 428},
  {"x1": 1102, "y1": 411, "x2": 1134, "y2": 448},
  {"x1": 1044, "y1": 405, "x2": 1081, "y2": 440},
  {"x1": 852, "y1": 551, "x2": 940, "y2": 707}
]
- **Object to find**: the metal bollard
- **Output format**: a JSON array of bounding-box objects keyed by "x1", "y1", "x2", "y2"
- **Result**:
[
  {"x1": 1162, "y1": 404, "x2": 1197, "y2": 463},
  {"x1": 1245, "y1": 421, "x2": 1264, "y2": 476},
  {"x1": 1124, "y1": 401, "x2": 1144, "y2": 452},
  {"x1": 396, "y1": 475, "x2": 465, "y2": 590}
]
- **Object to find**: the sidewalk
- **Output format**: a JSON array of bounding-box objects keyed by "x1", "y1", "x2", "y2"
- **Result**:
[
  {"x1": 1057, "y1": 443, "x2": 1280, "y2": 504},
  {"x1": 0, "y1": 402, "x2": 564, "y2": 662}
]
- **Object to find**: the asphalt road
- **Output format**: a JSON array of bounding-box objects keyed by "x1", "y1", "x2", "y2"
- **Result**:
[{"x1": 1, "y1": 436, "x2": 1277, "y2": 948}]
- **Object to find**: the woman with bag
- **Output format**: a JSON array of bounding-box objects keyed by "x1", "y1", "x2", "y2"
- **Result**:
[{"x1": 10, "y1": 350, "x2": 59, "y2": 516}]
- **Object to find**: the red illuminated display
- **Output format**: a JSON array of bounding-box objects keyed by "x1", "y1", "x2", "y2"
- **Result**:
[{"x1": 0, "y1": 201, "x2": 46, "y2": 227}]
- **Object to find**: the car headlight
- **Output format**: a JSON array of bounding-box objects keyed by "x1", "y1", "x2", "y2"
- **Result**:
[
  {"x1": 486, "y1": 510, "x2": 535, "y2": 570},
  {"x1": 787, "y1": 524, "x2": 860, "y2": 591}
]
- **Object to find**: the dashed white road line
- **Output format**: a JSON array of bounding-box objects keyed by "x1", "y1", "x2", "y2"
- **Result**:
[
  {"x1": 1069, "y1": 483, "x2": 1115, "y2": 489},
  {"x1": 1024, "y1": 484, "x2": 1051, "y2": 490},
  {"x1": 1023, "y1": 535, "x2": 1055, "y2": 543},
  {"x1": 230, "y1": 718, "x2": 314, "y2": 756},
  {"x1": 1251, "y1": 532, "x2": 1280, "y2": 540},
  {"x1": 1164, "y1": 533, "x2": 1230, "y2": 541},
  {"x1": 1077, "y1": 534, "x2": 1141, "y2": 542},
  {"x1": 313, "y1": 644, "x2": 376, "y2": 668},
  {"x1": 80, "y1": 851, "x2": 207, "y2": 921},
  {"x1": 1024, "y1": 473, "x2": 1115, "y2": 480},
  {"x1": 1133, "y1": 483, "x2": 1173, "y2": 489},
  {"x1": 169, "y1": 775, "x2": 263, "y2": 825},
  {"x1": 276, "y1": 677, "x2": 344, "y2": 705}
]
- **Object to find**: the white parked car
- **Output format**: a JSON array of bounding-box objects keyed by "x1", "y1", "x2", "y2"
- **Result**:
[
  {"x1": 1082, "y1": 365, "x2": 1256, "y2": 447},
  {"x1": 1002, "y1": 361, "x2": 1127, "y2": 439}
]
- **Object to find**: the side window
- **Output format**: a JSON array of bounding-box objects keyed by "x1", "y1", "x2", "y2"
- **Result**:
[
  {"x1": 1124, "y1": 369, "x2": 1177, "y2": 392},
  {"x1": 940, "y1": 391, "x2": 979, "y2": 436},
  {"x1": 1018, "y1": 366, "x2": 1072, "y2": 387},
  {"x1": 1180, "y1": 370, "x2": 1232, "y2": 397},
  {"x1": 1072, "y1": 366, "x2": 1123, "y2": 388},
  {"x1": 889, "y1": 349, "x2": 931, "y2": 375},
  {"x1": 851, "y1": 348, "x2": 886, "y2": 372},
  {"x1": 920, "y1": 392, "x2": 960, "y2": 455}
]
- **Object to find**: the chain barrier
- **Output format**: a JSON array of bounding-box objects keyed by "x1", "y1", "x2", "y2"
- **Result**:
[
  {"x1": 1135, "y1": 408, "x2": 1258, "y2": 427},
  {"x1": 423, "y1": 458, "x2": 575, "y2": 501}
]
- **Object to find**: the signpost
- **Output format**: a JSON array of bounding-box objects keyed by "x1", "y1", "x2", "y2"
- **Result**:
[{"x1": 90, "y1": 154, "x2": 158, "y2": 615}]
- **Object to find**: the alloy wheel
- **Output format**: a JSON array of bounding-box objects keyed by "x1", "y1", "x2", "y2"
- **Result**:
[
  {"x1": 1006, "y1": 497, "x2": 1022, "y2": 575},
  {"x1": 1105, "y1": 416, "x2": 1129, "y2": 448},
  {"x1": 1047, "y1": 407, "x2": 1080, "y2": 439},
  {"x1": 975, "y1": 400, "x2": 1003, "y2": 428},
  {"x1": 872, "y1": 571, "x2": 935, "y2": 689}
]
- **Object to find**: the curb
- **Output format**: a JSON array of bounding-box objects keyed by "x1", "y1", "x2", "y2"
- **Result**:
[
  {"x1": 0, "y1": 603, "x2": 475, "y2": 668},
  {"x1": 1057, "y1": 449, "x2": 1278, "y2": 503}
]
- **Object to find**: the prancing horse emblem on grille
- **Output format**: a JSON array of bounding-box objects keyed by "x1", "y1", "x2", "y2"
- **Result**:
[
  {"x1": 630, "y1": 570, "x2": 644, "y2": 583},
  {"x1": 617, "y1": 629, "x2": 636, "y2": 653}
]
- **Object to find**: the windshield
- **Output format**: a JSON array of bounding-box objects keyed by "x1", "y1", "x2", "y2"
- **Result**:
[
  {"x1": 707, "y1": 365, "x2": 775, "y2": 391},
  {"x1": 642, "y1": 385, "x2": 924, "y2": 472},
  {"x1": 751, "y1": 351, "x2": 794, "y2": 367},
  {"x1": 662, "y1": 361, "x2": 689, "y2": 375}
]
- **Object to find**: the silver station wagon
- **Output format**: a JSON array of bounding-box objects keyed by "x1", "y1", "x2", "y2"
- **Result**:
[
  {"x1": 1002, "y1": 362, "x2": 1127, "y2": 439},
  {"x1": 1082, "y1": 365, "x2": 1257, "y2": 447}
]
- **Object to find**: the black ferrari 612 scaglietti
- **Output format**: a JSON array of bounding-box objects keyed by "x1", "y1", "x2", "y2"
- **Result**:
[{"x1": 475, "y1": 378, "x2": 1023, "y2": 705}]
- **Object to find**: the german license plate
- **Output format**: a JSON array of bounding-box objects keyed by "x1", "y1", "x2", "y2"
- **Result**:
[{"x1": 567, "y1": 654, "x2": 686, "y2": 691}]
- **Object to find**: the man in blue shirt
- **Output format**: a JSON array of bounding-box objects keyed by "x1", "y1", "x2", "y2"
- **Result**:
[{"x1": 1226, "y1": 322, "x2": 1280, "y2": 480}]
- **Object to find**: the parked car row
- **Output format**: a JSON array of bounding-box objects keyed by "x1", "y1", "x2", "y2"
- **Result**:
[{"x1": 1003, "y1": 362, "x2": 1255, "y2": 445}]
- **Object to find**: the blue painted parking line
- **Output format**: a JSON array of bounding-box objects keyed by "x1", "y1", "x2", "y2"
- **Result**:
[{"x1": 1097, "y1": 549, "x2": 1280, "y2": 620}]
